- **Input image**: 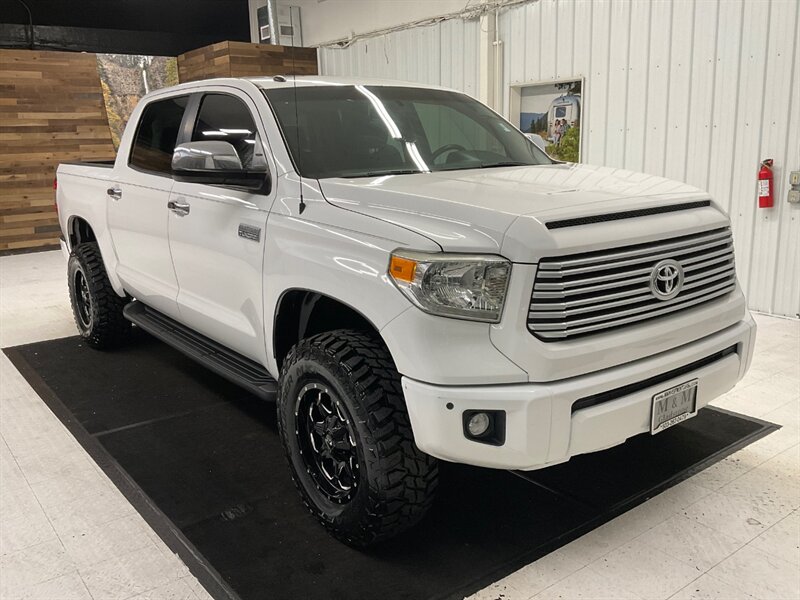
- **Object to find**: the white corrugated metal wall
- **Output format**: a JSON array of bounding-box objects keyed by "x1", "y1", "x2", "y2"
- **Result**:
[
  {"x1": 318, "y1": 0, "x2": 800, "y2": 318},
  {"x1": 500, "y1": 0, "x2": 800, "y2": 318},
  {"x1": 318, "y1": 18, "x2": 482, "y2": 96}
]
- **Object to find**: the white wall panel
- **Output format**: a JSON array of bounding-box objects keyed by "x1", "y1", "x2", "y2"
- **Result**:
[
  {"x1": 706, "y1": 0, "x2": 743, "y2": 218},
  {"x1": 728, "y1": 0, "x2": 770, "y2": 297},
  {"x1": 539, "y1": 0, "x2": 559, "y2": 81},
  {"x1": 318, "y1": 17, "x2": 481, "y2": 96},
  {"x1": 499, "y1": 0, "x2": 799, "y2": 317},
  {"x1": 554, "y1": 0, "x2": 575, "y2": 80},
  {"x1": 642, "y1": 0, "x2": 672, "y2": 176},
  {"x1": 624, "y1": 0, "x2": 652, "y2": 174},
  {"x1": 684, "y1": 0, "x2": 718, "y2": 192},
  {"x1": 663, "y1": 0, "x2": 694, "y2": 182},
  {"x1": 586, "y1": 0, "x2": 611, "y2": 165},
  {"x1": 317, "y1": 0, "x2": 799, "y2": 317},
  {"x1": 288, "y1": 0, "x2": 470, "y2": 46},
  {"x1": 606, "y1": 1, "x2": 631, "y2": 168},
  {"x1": 751, "y1": 0, "x2": 799, "y2": 314},
  {"x1": 509, "y1": 3, "x2": 529, "y2": 88}
]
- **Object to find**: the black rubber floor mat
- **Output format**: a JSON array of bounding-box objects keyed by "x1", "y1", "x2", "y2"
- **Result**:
[{"x1": 4, "y1": 332, "x2": 777, "y2": 600}]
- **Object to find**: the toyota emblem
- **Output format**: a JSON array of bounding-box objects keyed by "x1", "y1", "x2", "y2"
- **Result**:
[{"x1": 650, "y1": 259, "x2": 684, "y2": 300}]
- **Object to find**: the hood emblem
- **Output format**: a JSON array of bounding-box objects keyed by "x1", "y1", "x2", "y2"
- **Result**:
[{"x1": 650, "y1": 259, "x2": 684, "y2": 301}]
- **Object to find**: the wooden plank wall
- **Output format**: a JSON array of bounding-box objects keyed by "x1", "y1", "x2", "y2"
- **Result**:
[
  {"x1": 0, "y1": 43, "x2": 316, "y2": 253},
  {"x1": 0, "y1": 50, "x2": 116, "y2": 253},
  {"x1": 178, "y1": 41, "x2": 317, "y2": 82}
]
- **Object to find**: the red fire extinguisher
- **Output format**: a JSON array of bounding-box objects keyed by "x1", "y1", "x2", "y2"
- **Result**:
[{"x1": 758, "y1": 159, "x2": 774, "y2": 208}]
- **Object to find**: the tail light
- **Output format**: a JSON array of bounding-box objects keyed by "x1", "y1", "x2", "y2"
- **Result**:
[{"x1": 53, "y1": 175, "x2": 58, "y2": 215}]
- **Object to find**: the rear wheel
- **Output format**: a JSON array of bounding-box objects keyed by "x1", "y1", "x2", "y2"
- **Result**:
[
  {"x1": 67, "y1": 243, "x2": 130, "y2": 349},
  {"x1": 277, "y1": 329, "x2": 438, "y2": 546}
]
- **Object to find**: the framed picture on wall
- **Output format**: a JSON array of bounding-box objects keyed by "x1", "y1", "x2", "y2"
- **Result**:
[{"x1": 509, "y1": 79, "x2": 583, "y2": 163}]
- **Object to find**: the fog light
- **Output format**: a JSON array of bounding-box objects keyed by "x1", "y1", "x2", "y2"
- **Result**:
[
  {"x1": 467, "y1": 412, "x2": 491, "y2": 437},
  {"x1": 462, "y1": 410, "x2": 506, "y2": 446}
]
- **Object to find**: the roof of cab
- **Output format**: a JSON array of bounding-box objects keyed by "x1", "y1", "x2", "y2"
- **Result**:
[
  {"x1": 137, "y1": 76, "x2": 457, "y2": 103},
  {"x1": 247, "y1": 75, "x2": 454, "y2": 92}
]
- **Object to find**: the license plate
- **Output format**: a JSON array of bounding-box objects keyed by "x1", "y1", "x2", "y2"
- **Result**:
[{"x1": 651, "y1": 379, "x2": 698, "y2": 435}]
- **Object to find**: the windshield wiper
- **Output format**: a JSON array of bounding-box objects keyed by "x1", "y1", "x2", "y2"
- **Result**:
[
  {"x1": 343, "y1": 169, "x2": 422, "y2": 178},
  {"x1": 478, "y1": 161, "x2": 529, "y2": 169}
]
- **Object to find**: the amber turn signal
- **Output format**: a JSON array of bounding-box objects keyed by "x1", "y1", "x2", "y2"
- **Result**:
[{"x1": 389, "y1": 256, "x2": 417, "y2": 283}]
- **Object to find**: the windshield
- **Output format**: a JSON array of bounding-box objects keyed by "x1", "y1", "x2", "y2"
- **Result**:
[{"x1": 263, "y1": 85, "x2": 552, "y2": 179}]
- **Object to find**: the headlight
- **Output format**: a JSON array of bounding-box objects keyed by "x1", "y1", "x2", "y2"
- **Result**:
[{"x1": 388, "y1": 251, "x2": 511, "y2": 323}]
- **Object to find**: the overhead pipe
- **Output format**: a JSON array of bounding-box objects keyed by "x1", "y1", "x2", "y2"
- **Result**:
[{"x1": 320, "y1": 0, "x2": 533, "y2": 49}]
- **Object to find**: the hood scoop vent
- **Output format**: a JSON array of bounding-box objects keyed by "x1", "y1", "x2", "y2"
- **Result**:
[{"x1": 545, "y1": 200, "x2": 711, "y2": 230}]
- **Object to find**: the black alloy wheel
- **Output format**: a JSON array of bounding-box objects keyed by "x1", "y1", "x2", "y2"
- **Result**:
[
  {"x1": 67, "y1": 243, "x2": 131, "y2": 349},
  {"x1": 277, "y1": 329, "x2": 438, "y2": 547},
  {"x1": 73, "y1": 269, "x2": 93, "y2": 330},
  {"x1": 295, "y1": 382, "x2": 359, "y2": 504}
]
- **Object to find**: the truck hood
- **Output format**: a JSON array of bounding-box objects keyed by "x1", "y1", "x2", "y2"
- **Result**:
[{"x1": 318, "y1": 163, "x2": 718, "y2": 262}]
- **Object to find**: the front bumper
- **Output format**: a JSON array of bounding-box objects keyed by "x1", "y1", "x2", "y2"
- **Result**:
[{"x1": 402, "y1": 313, "x2": 756, "y2": 470}]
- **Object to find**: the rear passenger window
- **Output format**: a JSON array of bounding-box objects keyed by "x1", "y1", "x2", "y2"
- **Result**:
[
  {"x1": 192, "y1": 94, "x2": 265, "y2": 170},
  {"x1": 129, "y1": 96, "x2": 188, "y2": 175}
]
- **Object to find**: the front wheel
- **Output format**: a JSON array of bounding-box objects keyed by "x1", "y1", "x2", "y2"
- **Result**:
[
  {"x1": 277, "y1": 329, "x2": 438, "y2": 546},
  {"x1": 67, "y1": 243, "x2": 130, "y2": 349}
]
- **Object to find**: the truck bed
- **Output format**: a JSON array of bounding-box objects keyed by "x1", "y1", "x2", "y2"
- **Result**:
[
  {"x1": 57, "y1": 160, "x2": 117, "y2": 182},
  {"x1": 59, "y1": 159, "x2": 115, "y2": 168}
]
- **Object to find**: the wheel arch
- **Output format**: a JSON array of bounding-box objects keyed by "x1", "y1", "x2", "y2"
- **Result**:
[
  {"x1": 64, "y1": 214, "x2": 127, "y2": 297},
  {"x1": 67, "y1": 215, "x2": 97, "y2": 248},
  {"x1": 273, "y1": 288, "x2": 388, "y2": 370}
]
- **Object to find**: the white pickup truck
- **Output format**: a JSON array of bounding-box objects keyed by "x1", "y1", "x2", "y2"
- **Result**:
[{"x1": 56, "y1": 76, "x2": 755, "y2": 546}]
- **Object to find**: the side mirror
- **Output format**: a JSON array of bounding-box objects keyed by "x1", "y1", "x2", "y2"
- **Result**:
[
  {"x1": 524, "y1": 133, "x2": 547, "y2": 152},
  {"x1": 172, "y1": 141, "x2": 269, "y2": 190}
]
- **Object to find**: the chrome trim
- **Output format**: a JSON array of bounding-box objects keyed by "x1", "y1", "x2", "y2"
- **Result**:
[
  {"x1": 537, "y1": 228, "x2": 731, "y2": 270},
  {"x1": 530, "y1": 285, "x2": 735, "y2": 338},
  {"x1": 649, "y1": 259, "x2": 685, "y2": 301},
  {"x1": 528, "y1": 227, "x2": 737, "y2": 341},
  {"x1": 530, "y1": 280, "x2": 735, "y2": 327},
  {"x1": 529, "y1": 264, "x2": 735, "y2": 311},
  {"x1": 167, "y1": 199, "x2": 191, "y2": 216},
  {"x1": 536, "y1": 240, "x2": 733, "y2": 279},
  {"x1": 238, "y1": 223, "x2": 262, "y2": 242}
]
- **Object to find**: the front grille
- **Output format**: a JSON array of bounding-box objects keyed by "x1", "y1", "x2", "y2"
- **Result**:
[{"x1": 528, "y1": 227, "x2": 737, "y2": 341}]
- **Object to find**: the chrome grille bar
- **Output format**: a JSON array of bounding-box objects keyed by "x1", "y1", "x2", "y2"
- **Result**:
[
  {"x1": 530, "y1": 279, "x2": 736, "y2": 325},
  {"x1": 528, "y1": 227, "x2": 737, "y2": 341},
  {"x1": 537, "y1": 228, "x2": 731, "y2": 270},
  {"x1": 536, "y1": 239, "x2": 733, "y2": 279}
]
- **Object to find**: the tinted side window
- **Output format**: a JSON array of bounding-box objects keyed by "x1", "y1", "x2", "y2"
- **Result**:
[
  {"x1": 192, "y1": 94, "x2": 265, "y2": 170},
  {"x1": 129, "y1": 96, "x2": 188, "y2": 174}
]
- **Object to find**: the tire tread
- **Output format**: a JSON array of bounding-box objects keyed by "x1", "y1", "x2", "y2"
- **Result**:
[
  {"x1": 68, "y1": 243, "x2": 130, "y2": 349},
  {"x1": 278, "y1": 329, "x2": 438, "y2": 546}
]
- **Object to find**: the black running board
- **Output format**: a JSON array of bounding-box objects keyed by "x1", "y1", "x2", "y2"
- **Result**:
[{"x1": 123, "y1": 301, "x2": 278, "y2": 401}]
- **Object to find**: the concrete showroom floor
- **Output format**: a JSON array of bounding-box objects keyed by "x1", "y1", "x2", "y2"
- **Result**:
[{"x1": 1, "y1": 250, "x2": 798, "y2": 600}]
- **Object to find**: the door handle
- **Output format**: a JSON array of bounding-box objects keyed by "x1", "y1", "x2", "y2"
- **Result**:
[
  {"x1": 167, "y1": 199, "x2": 191, "y2": 216},
  {"x1": 107, "y1": 187, "x2": 122, "y2": 201}
]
